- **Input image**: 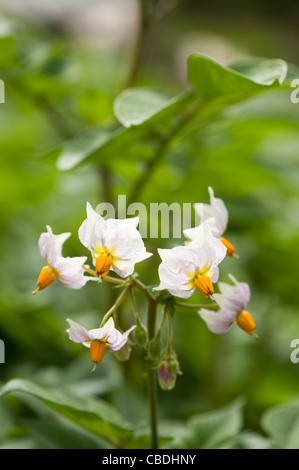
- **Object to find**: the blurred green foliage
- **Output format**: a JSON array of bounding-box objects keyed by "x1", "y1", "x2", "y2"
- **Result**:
[{"x1": 1, "y1": 1, "x2": 299, "y2": 449}]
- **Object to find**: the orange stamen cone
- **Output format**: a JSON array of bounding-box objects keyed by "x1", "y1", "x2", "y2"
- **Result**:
[
  {"x1": 90, "y1": 341, "x2": 106, "y2": 365},
  {"x1": 194, "y1": 275, "x2": 214, "y2": 299},
  {"x1": 236, "y1": 310, "x2": 257, "y2": 336},
  {"x1": 95, "y1": 254, "x2": 112, "y2": 279},
  {"x1": 221, "y1": 237, "x2": 236, "y2": 257},
  {"x1": 34, "y1": 266, "x2": 56, "y2": 293}
]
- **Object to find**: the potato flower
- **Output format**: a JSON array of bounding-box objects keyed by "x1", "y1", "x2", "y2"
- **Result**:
[
  {"x1": 154, "y1": 224, "x2": 226, "y2": 299},
  {"x1": 184, "y1": 186, "x2": 237, "y2": 257},
  {"x1": 199, "y1": 274, "x2": 257, "y2": 337},
  {"x1": 33, "y1": 225, "x2": 89, "y2": 293},
  {"x1": 66, "y1": 317, "x2": 136, "y2": 367},
  {"x1": 78, "y1": 202, "x2": 152, "y2": 279}
]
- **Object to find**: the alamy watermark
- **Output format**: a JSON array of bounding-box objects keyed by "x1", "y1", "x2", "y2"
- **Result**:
[
  {"x1": 96, "y1": 195, "x2": 204, "y2": 239},
  {"x1": 290, "y1": 339, "x2": 299, "y2": 363},
  {"x1": 290, "y1": 79, "x2": 299, "y2": 104}
]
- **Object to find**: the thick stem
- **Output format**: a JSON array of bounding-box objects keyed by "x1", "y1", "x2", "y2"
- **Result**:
[{"x1": 147, "y1": 297, "x2": 159, "y2": 449}]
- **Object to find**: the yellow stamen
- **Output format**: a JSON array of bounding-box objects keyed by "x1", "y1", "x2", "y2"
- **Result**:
[
  {"x1": 194, "y1": 275, "x2": 214, "y2": 299},
  {"x1": 90, "y1": 341, "x2": 106, "y2": 365},
  {"x1": 95, "y1": 254, "x2": 113, "y2": 279},
  {"x1": 35, "y1": 266, "x2": 56, "y2": 292},
  {"x1": 236, "y1": 310, "x2": 256, "y2": 335},
  {"x1": 221, "y1": 237, "x2": 236, "y2": 257}
]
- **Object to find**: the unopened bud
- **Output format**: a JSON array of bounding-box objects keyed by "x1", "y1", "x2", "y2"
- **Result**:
[
  {"x1": 114, "y1": 341, "x2": 132, "y2": 362},
  {"x1": 134, "y1": 321, "x2": 148, "y2": 348},
  {"x1": 148, "y1": 336, "x2": 162, "y2": 360},
  {"x1": 158, "y1": 354, "x2": 180, "y2": 391}
]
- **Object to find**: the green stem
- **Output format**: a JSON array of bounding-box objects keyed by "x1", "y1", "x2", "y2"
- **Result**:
[
  {"x1": 166, "y1": 307, "x2": 173, "y2": 353},
  {"x1": 128, "y1": 95, "x2": 199, "y2": 205},
  {"x1": 130, "y1": 276, "x2": 157, "y2": 304},
  {"x1": 175, "y1": 301, "x2": 218, "y2": 310},
  {"x1": 100, "y1": 285, "x2": 130, "y2": 326},
  {"x1": 120, "y1": 0, "x2": 149, "y2": 91},
  {"x1": 147, "y1": 297, "x2": 159, "y2": 449}
]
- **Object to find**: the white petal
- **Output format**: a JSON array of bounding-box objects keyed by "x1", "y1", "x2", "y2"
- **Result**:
[
  {"x1": 104, "y1": 218, "x2": 152, "y2": 274},
  {"x1": 88, "y1": 318, "x2": 115, "y2": 342},
  {"x1": 194, "y1": 187, "x2": 228, "y2": 238},
  {"x1": 183, "y1": 218, "x2": 217, "y2": 241},
  {"x1": 228, "y1": 274, "x2": 251, "y2": 306},
  {"x1": 215, "y1": 276, "x2": 250, "y2": 312},
  {"x1": 213, "y1": 292, "x2": 240, "y2": 315},
  {"x1": 66, "y1": 319, "x2": 91, "y2": 343},
  {"x1": 187, "y1": 226, "x2": 226, "y2": 272},
  {"x1": 158, "y1": 246, "x2": 196, "y2": 283},
  {"x1": 107, "y1": 324, "x2": 136, "y2": 351},
  {"x1": 199, "y1": 308, "x2": 234, "y2": 334},
  {"x1": 55, "y1": 256, "x2": 88, "y2": 289},
  {"x1": 78, "y1": 202, "x2": 105, "y2": 253},
  {"x1": 38, "y1": 226, "x2": 71, "y2": 265}
]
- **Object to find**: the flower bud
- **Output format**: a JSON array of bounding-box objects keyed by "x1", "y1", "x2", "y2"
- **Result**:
[
  {"x1": 148, "y1": 336, "x2": 162, "y2": 360},
  {"x1": 134, "y1": 321, "x2": 148, "y2": 348},
  {"x1": 114, "y1": 341, "x2": 132, "y2": 362},
  {"x1": 158, "y1": 354, "x2": 180, "y2": 391}
]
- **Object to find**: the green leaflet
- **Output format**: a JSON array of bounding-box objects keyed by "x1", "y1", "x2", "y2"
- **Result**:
[{"x1": 188, "y1": 53, "x2": 288, "y2": 101}]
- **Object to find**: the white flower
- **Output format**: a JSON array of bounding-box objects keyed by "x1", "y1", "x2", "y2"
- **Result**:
[
  {"x1": 184, "y1": 187, "x2": 236, "y2": 257},
  {"x1": 34, "y1": 225, "x2": 88, "y2": 293},
  {"x1": 199, "y1": 274, "x2": 257, "y2": 336},
  {"x1": 78, "y1": 202, "x2": 152, "y2": 279},
  {"x1": 66, "y1": 317, "x2": 136, "y2": 366},
  {"x1": 154, "y1": 224, "x2": 226, "y2": 299}
]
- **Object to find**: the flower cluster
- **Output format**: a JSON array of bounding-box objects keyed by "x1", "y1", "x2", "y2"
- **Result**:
[{"x1": 33, "y1": 189, "x2": 257, "y2": 378}]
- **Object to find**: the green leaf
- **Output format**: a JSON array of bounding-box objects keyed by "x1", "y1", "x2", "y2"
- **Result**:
[
  {"x1": 228, "y1": 57, "x2": 288, "y2": 85},
  {"x1": 262, "y1": 398, "x2": 299, "y2": 449},
  {"x1": 172, "y1": 398, "x2": 244, "y2": 449},
  {"x1": 231, "y1": 431, "x2": 272, "y2": 449},
  {"x1": 113, "y1": 88, "x2": 173, "y2": 127},
  {"x1": 24, "y1": 418, "x2": 109, "y2": 449},
  {"x1": 56, "y1": 91, "x2": 195, "y2": 171},
  {"x1": 56, "y1": 125, "x2": 122, "y2": 171},
  {"x1": 0, "y1": 378, "x2": 171, "y2": 449},
  {"x1": 188, "y1": 53, "x2": 288, "y2": 101},
  {"x1": 0, "y1": 378, "x2": 133, "y2": 448}
]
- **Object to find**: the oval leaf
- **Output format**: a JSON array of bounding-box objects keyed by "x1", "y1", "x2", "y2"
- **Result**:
[{"x1": 113, "y1": 87, "x2": 174, "y2": 128}]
